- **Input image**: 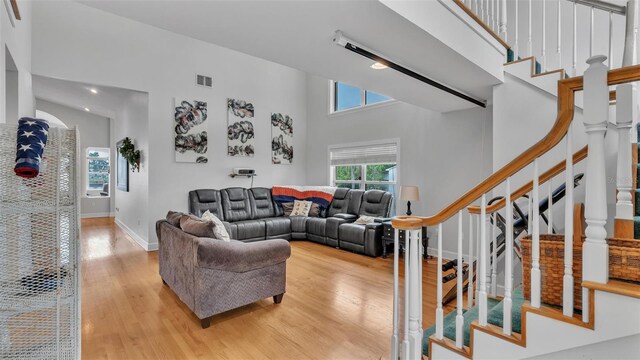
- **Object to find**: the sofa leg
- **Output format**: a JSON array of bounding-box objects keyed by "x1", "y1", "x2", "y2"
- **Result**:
[
  {"x1": 162, "y1": 279, "x2": 167, "y2": 285},
  {"x1": 200, "y1": 316, "x2": 212, "y2": 329},
  {"x1": 273, "y1": 293, "x2": 284, "y2": 304}
]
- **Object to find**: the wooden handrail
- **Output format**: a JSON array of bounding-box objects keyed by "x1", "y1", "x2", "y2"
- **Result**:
[
  {"x1": 392, "y1": 64, "x2": 640, "y2": 229},
  {"x1": 467, "y1": 146, "x2": 588, "y2": 214},
  {"x1": 484, "y1": 91, "x2": 617, "y2": 218},
  {"x1": 452, "y1": 0, "x2": 510, "y2": 50}
]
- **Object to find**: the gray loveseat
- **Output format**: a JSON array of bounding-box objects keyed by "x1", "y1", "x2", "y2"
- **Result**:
[
  {"x1": 156, "y1": 219, "x2": 291, "y2": 328},
  {"x1": 188, "y1": 187, "x2": 393, "y2": 257}
]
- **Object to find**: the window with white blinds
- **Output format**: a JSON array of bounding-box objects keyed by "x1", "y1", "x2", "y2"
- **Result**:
[
  {"x1": 329, "y1": 142, "x2": 397, "y2": 166},
  {"x1": 329, "y1": 141, "x2": 398, "y2": 215}
]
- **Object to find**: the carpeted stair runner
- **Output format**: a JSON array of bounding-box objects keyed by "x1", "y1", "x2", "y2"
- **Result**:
[{"x1": 422, "y1": 288, "x2": 525, "y2": 356}]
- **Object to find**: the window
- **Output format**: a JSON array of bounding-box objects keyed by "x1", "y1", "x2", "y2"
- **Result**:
[
  {"x1": 332, "y1": 81, "x2": 392, "y2": 113},
  {"x1": 86, "y1": 147, "x2": 110, "y2": 197},
  {"x1": 330, "y1": 142, "x2": 398, "y2": 215}
]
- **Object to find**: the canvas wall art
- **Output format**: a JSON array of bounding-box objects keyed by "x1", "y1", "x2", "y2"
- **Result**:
[
  {"x1": 227, "y1": 98, "x2": 255, "y2": 157},
  {"x1": 271, "y1": 113, "x2": 293, "y2": 164},
  {"x1": 174, "y1": 99, "x2": 208, "y2": 163}
]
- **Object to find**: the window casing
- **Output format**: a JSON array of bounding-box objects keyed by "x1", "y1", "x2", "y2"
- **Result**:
[
  {"x1": 86, "y1": 147, "x2": 110, "y2": 198},
  {"x1": 331, "y1": 81, "x2": 392, "y2": 113}
]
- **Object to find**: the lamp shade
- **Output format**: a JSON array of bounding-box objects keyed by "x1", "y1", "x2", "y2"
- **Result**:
[{"x1": 400, "y1": 186, "x2": 420, "y2": 202}]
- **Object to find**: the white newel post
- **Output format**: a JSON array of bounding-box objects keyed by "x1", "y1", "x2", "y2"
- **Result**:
[
  {"x1": 616, "y1": 84, "x2": 636, "y2": 224},
  {"x1": 407, "y1": 228, "x2": 423, "y2": 360},
  {"x1": 582, "y1": 55, "x2": 610, "y2": 284}
]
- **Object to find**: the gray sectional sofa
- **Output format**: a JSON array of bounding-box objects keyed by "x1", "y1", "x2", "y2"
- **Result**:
[{"x1": 188, "y1": 187, "x2": 393, "y2": 257}]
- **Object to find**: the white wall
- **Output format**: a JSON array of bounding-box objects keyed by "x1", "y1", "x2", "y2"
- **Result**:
[
  {"x1": 36, "y1": 99, "x2": 112, "y2": 218},
  {"x1": 306, "y1": 74, "x2": 493, "y2": 256},
  {"x1": 32, "y1": 1, "x2": 308, "y2": 249},
  {"x1": 0, "y1": 0, "x2": 33, "y2": 123},
  {"x1": 112, "y1": 92, "x2": 150, "y2": 247}
]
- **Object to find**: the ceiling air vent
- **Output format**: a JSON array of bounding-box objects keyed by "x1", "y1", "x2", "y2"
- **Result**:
[{"x1": 196, "y1": 74, "x2": 213, "y2": 88}]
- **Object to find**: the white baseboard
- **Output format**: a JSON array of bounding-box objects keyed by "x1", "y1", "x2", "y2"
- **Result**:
[
  {"x1": 115, "y1": 218, "x2": 158, "y2": 251},
  {"x1": 81, "y1": 212, "x2": 115, "y2": 219}
]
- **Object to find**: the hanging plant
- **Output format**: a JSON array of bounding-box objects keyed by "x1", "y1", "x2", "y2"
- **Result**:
[{"x1": 118, "y1": 137, "x2": 141, "y2": 172}]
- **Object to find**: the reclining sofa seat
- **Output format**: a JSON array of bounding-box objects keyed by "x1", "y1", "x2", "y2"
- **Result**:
[
  {"x1": 304, "y1": 188, "x2": 357, "y2": 245},
  {"x1": 338, "y1": 190, "x2": 393, "y2": 257}
]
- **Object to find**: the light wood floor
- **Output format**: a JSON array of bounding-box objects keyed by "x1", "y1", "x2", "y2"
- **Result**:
[{"x1": 81, "y1": 217, "x2": 458, "y2": 359}]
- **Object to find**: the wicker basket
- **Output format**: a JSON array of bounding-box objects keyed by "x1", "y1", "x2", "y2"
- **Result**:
[
  {"x1": 608, "y1": 238, "x2": 640, "y2": 282},
  {"x1": 521, "y1": 234, "x2": 584, "y2": 310}
]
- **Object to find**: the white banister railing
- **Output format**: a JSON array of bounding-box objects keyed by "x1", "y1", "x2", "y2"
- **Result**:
[
  {"x1": 456, "y1": 0, "x2": 636, "y2": 76},
  {"x1": 390, "y1": 56, "x2": 636, "y2": 360}
]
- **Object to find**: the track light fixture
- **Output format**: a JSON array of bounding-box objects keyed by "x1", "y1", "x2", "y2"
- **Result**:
[{"x1": 332, "y1": 30, "x2": 486, "y2": 108}]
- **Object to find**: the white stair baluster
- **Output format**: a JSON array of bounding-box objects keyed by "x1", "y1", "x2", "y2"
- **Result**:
[
  {"x1": 528, "y1": 192, "x2": 533, "y2": 235},
  {"x1": 532, "y1": 158, "x2": 542, "y2": 308},
  {"x1": 468, "y1": 214, "x2": 475, "y2": 307},
  {"x1": 403, "y1": 227, "x2": 410, "y2": 356},
  {"x1": 542, "y1": 0, "x2": 546, "y2": 71},
  {"x1": 557, "y1": 0, "x2": 562, "y2": 69},
  {"x1": 615, "y1": 84, "x2": 635, "y2": 226},
  {"x1": 514, "y1": 0, "x2": 519, "y2": 58},
  {"x1": 563, "y1": 125, "x2": 575, "y2": 317},
  {"x1": 573, "y1": 1, "x2": 577, "y2": 76},
  {"x1": 582, "y1": 55, "x2": 610, "y2": 285},
  {"x1": 504, "y1": 178, "x2": 514, "y2": 335},
  {"x1": 436, "y1": 223, "x2": 444, "y2": 340},
  {"x1": 408, "y1": 228, "x2": 423, "y2": 359},
  {"x1": 609, "y1": 12, "x2": 614, "y2": 67},
  {"x1": 391, "y1": 228, "x2": 400, "y2": 359},
  {"x1": 590, "y1": 7, "x2": 595, "y2": 57},
  {"x1": 479, "y1": 194, "x2": 488, "y2": 326},
  {"x1": 499, "y1": 0, "x2": 507, "y2": 42},
  {"x1": 456, "y1": 212, "x2": 464, "y2": 349},
  {"x1": 622, "y1": 0, "x2": 638, "y2": 66},
  {"x1": 476, "y1": 213, "x2": 481, "y2": 302},
  {"x1": 529, "y1": 0, "x2": 533, "y2": 56},
  {"x1": 548, "y1": 180, "x2": 553, "y2": 233},
  {"x1": 491, "y1": 212, "x2": 498, "y2": 296}
]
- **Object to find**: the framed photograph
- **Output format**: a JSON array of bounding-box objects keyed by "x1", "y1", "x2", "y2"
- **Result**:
[{"x1": 116, "y1": 140, "x2": 129, "y2": 192}]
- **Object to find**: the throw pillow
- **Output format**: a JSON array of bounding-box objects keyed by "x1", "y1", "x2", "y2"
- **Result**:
[
  {"x1": 354, "y1": 215, "x2": 376, "y2": 225},
  {"x1": 308, "y1": 203, "x2": 321, "y2": 217},
  {"x1": 201, "y1": 210, "x2": 231, "y2": 242},
  {"x1": 179, "y1": 214, "x2": 215, "y2": 238},
  {"x1": 282, "y1": 202, "x2": 294, "y2": 216},
  {"x1": 290, "y1": 200, "x2": 313, "y2": 216},
  {"x1": 166, "y1": 211, "x2": 184, "y2": 227}
]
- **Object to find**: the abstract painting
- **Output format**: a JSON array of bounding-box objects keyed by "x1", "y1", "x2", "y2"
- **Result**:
[
  {"x1": 174, "y1": 99, "x2": 208, "y2": 163},
  {"x1": 271, "y1": 113, "x2": 293, "y2": 164},
  {"x1": 227, "y1": 98, "x2": 255, "y2": 157}
]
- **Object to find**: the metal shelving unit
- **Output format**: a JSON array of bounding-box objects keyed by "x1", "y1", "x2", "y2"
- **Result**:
[{"x1": 0, "y1": 124, "x2": 80, "y2": 359}]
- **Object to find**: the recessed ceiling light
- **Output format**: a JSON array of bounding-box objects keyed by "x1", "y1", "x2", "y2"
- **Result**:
[
  {"x1": 84, "y1": 107, "x2": 90, "y2": 112},
  {"x1": 370, "y1": 62, "x2": 388, "y2": 70},
  {"x1": 90, "y1": 88, "x2": 98, "y2": 94}
]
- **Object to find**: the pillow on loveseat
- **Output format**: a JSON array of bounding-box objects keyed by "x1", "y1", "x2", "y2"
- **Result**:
[
  {"x1": 201, "y1": 210, "x2": 231, "y2": 242},
  {"x1": 180, "y1": 214, "x2": 216, "y2": 238},
  {"x1": 166, "y1": 211, "x2": 184, "y2": 227}
]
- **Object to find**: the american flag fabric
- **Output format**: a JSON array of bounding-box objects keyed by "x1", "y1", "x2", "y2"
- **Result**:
[{"x1": 15, "y1": 117, "x2": 49, "y2": 178}]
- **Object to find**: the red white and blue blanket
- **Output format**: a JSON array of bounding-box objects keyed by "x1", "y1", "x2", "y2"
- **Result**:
[{"x1": 272, "y1": 186, "x2": 337, "y2": 210}]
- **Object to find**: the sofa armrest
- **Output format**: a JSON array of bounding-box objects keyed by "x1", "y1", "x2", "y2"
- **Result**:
[
  {"x1": 332, "y1": 213, "x2": 358, "y2": 221},
  {"x1": 365, "y1": 222, "x2": 384, "y2": 230},
  {"x1": 196, "y1": 238, "x2": 291, "y2": 273}
]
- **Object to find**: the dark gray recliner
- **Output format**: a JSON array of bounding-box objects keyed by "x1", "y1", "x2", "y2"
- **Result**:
[
  {"x1": 338, "y1": 190, "x2": 393, "y2": 257},
  {"x1": 250, "y1": 187, "x2": 291, "y2": 240},
  {"x1": 325, "y1": 189, "x2": 364, "y2": 247},
  {"x1": 305, "y1": 188, "x2": 352, "y2": 245}
]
